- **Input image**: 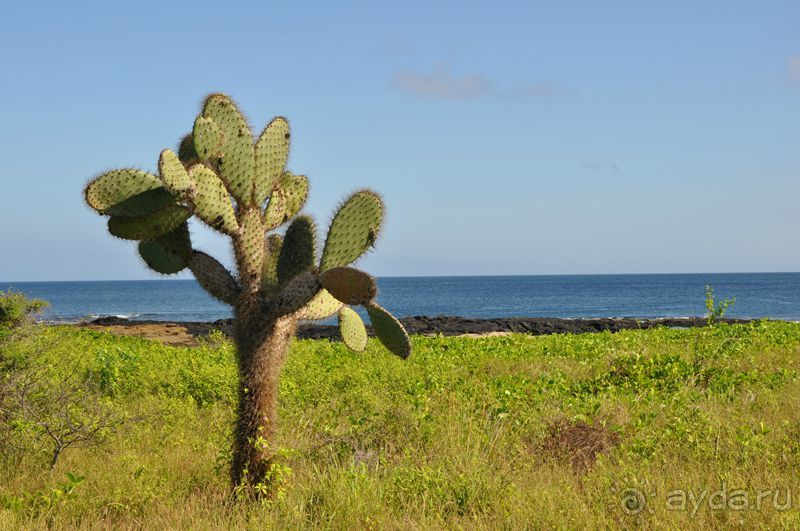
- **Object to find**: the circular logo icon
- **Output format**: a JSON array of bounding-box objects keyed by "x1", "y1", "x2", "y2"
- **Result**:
[{"x1": 620, "y1": 488, "x2": 647, "y2": 515}]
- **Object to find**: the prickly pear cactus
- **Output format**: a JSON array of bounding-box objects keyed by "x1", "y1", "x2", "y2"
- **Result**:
[{"x1": 83, "y1": 93, "x2": 410, "y2": 491}]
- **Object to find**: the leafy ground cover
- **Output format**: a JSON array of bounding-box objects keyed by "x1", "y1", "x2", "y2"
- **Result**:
[{"x1": 2, "y1": 321, "x2": 800, "y2": 528}]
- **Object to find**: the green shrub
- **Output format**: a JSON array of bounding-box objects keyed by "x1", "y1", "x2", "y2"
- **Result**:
[
  {"x1": 0, "y1": 290, "x2": 48, "y2": 328},
  {"x1": 704, "y1": 284, "x2": 735, "y2": 325}
]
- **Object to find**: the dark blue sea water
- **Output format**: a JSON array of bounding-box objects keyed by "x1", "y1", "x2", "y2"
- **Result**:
[{"x1": 2, "y1": 273, "x2": 799, "y2": 323}]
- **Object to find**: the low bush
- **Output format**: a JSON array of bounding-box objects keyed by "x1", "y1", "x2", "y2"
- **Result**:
[{"x1": 0, "y1": 290, "x2": 47, "y2": 328}]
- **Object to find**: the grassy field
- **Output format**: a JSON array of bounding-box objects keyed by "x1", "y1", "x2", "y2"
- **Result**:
[{"x1": 2, "y1": 321, "x2": 800, "y2": 529}]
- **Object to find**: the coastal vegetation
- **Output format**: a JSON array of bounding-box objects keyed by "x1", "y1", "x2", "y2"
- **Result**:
[
  {"x1": 2, "y1": 320, "x2": 800, "y2": 528},
  {"x1": 0, "y1": 290, "x2": 47, "y2": 328},
  {"x1": 705, "y1": 284, "x2": 736, "y2": 326}
]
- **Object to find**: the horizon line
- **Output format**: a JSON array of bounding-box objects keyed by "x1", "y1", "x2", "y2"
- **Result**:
[{"x1": 3, "y1": 271, "x2": 800, "y2": 283}]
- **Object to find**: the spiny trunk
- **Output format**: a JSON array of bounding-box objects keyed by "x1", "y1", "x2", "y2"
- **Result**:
[{"x1": 231, "y1": 306, "x2": 297, "y2": 488}]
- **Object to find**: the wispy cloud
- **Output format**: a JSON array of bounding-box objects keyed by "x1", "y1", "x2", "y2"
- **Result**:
[
  {"x1": 581, "y1": 161, "x2": 620, "y2": 172},
  {"x1": 789, "y1": 55, "x2": 800, "y2": 84},
  {"x1": 391, "y1": 66, "x2": 567, "y2": 100},
  {"x1": 392, "y1": 66, "x2": 493, "y2": 99}
]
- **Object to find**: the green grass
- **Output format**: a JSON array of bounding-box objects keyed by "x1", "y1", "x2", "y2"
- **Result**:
[{"x1": 3, "y1": 321, "x2": 800, "y2": 528}]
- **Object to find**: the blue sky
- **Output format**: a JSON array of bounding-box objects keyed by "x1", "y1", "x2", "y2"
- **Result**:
[{"x1": 1, "y1": 1, "x2": 798, "y2": 280}]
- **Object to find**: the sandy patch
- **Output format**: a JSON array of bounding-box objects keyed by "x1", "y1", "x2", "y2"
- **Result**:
[{"x1": 83, "y1": 323, "x2": 199, "y2": 347}]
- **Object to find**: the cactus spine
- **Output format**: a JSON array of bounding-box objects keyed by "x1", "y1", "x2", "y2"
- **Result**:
[{"x1": 83, "y1": 94, "x2": 410, "y2": 493}]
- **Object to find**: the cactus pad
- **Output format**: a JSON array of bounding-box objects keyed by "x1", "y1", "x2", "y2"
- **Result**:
[
  {"x1": 260, "y1": 234, "x2": 283, "y2": 293},
  {"x1": 320, "y1": 190, "x2": 383, "y2": 271},
  {"x1": 189, "y1": 164, "x2": 239, "y2": 234},
  {"x1": 189, "y1": 251, "x2": 240, "y2": 305},
  {"x1": 239, "y1": 208, "x2": 265, "y2": 281},
  {"x1": 193, "y1": 116, "x2": 223, "y2": 160},
  {"x1": 254, "y1": 117, "x2": 290, "y2": 205},
  {"x1": 272, "y1": 271, "x2": 321, "y2": 316},
  {"x1": 162, "y1": 222, "x2": 192, "y2": 257},
  {"x1": 295, "y1": 289, "x2": 342, "y2": 320},
  {"x1": 320, "y1": 267, "x2": 377, "y2": 305},
  {"x1": 202, "y1": 94, "x2": 255, "y2": 204},
  {"x1": 338, "y1": 307, "x2": 368, "y2": 352},
  {"x1": 263, "y1": 172, "x2": 308, "y2": 230},
  {"x1": 366, "y1": 303, "x2": 411, "y2": 359},
  {"x1": 85, "y1": 169, "x2": 163, "y2": 214},
  {"x1": 178, "y1": 134, "x2": 199, "y2": 167},
  {"x1": 138, "y1": 240, "x2": 188, "y2": 274},
  {"x1": 158, "y1": 149, "x2": 192, "y2": 195},
  {"x1": 104, "y1": 188, "x2": 177, "y2": 217},
  {"x1": 108, "y1": 205, "x2": 191, "y2": 241},
  {"x1": 277, "y1": 216, "x2": 316, "y2": 284},
  {"x1": 152, "y1": 222, "x2": 192, "y2": 258}
]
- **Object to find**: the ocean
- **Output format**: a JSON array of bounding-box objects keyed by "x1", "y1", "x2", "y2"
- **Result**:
[{"x1": 2, "y1": 273, "x2": 799, "y2": 323}]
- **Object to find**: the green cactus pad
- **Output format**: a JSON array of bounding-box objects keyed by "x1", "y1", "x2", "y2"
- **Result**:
[
  {"x1": 272, "y1": 271, "x2": 320, "y2": 316},
  {"x1": 202, "y1": 94, "x2": 256, "y2": 204},
  {"x1": 239, "y1": 208, "x2": 265, "y2": 279},
  {"x1": 320, "y1": 267, "x2": 377, "y2": 305},
  {"x1": 158, "y1": 149, "x2": 192, "y2": 195},
  {"x1": 188, "y1": 164, "x2": 239, "y2": 234},
  {"x1": 85, "y1": 169, "x2": 163, "y2": 214},
  {"x1": 320, "y1": 190, "x2": 383, "y2": 271},
  {"x1": 254, "y1": 117, "x2": 290, "y2": 206},
  {"x1": 279, "y1": 173, "x2": 308, "y2": 214},
  {"x1": 138, "y1": 240, "x2": 188, "y2": 274},
  {"x1": 193, "y1": 116, "x2": 224, "y2": 160},
  {"x1": 277, "y1": 216, "x2": 316, "y2": 284},
  {"x1": 177, "y1": 134, "x2": 199, "y2": 167},
  {"x1": 189, "y1": 251, "x2": 240, "y2": 305},
  {"x1": 260, "y1": 234, "x2": 283, "y2": 293},
  {"x1": 263, "y1": 172, "x2": 309, "y2": 230},
  {"x1": 104, "y1": 188, "x2": 177, "y2": 217},
  {"x1": 154, "y1": 222, "x2": 192, "y2": 258},
  {"x1": 107, "y1": 204, "x2": 191, "y2": 241},
  {"x1": 366, "y1": 303, "x2": 411, "y2": 359},
  {"x1": 263, "y1": 196, "x2": 286, "y2": 230},
  {"x1": 295, "y1": 289, "x2": 342, "y2": 320},
  {"x1": 339, "y1": 307, "x2": 368, "y2": 352}
]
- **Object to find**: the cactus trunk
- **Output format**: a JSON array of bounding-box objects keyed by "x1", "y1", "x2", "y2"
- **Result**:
[{"x1": 231, "y1": 309, "x2": 297, "y2": 488}]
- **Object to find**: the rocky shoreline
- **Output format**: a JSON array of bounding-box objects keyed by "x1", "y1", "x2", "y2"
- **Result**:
[{"x1": 81, "y1": 315, "x2": 757, "y2": 347}]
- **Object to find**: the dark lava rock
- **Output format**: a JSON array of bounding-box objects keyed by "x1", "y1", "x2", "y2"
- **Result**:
[
  {"x1": 393, "y1": 315, "x2": 753, "y2": 336},
  {"x1": 89, "y1": 314, "x2": 758, "y2": 343},
  {"x1": 299, "y1": 315, "x2": 756, "y2": 340},
  {"x1": 89, "y1": 315, "x2": 132, "y2": 326}
]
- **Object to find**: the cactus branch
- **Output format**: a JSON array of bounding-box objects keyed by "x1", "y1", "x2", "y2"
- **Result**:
[{"x1": 188, "y1": 251, "x2": 240, "y2": 305}]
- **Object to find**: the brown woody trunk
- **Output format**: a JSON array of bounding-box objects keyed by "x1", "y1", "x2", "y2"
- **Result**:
[{"x1": 231, "y1": 306, "x2": 297, "y2": 488}]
